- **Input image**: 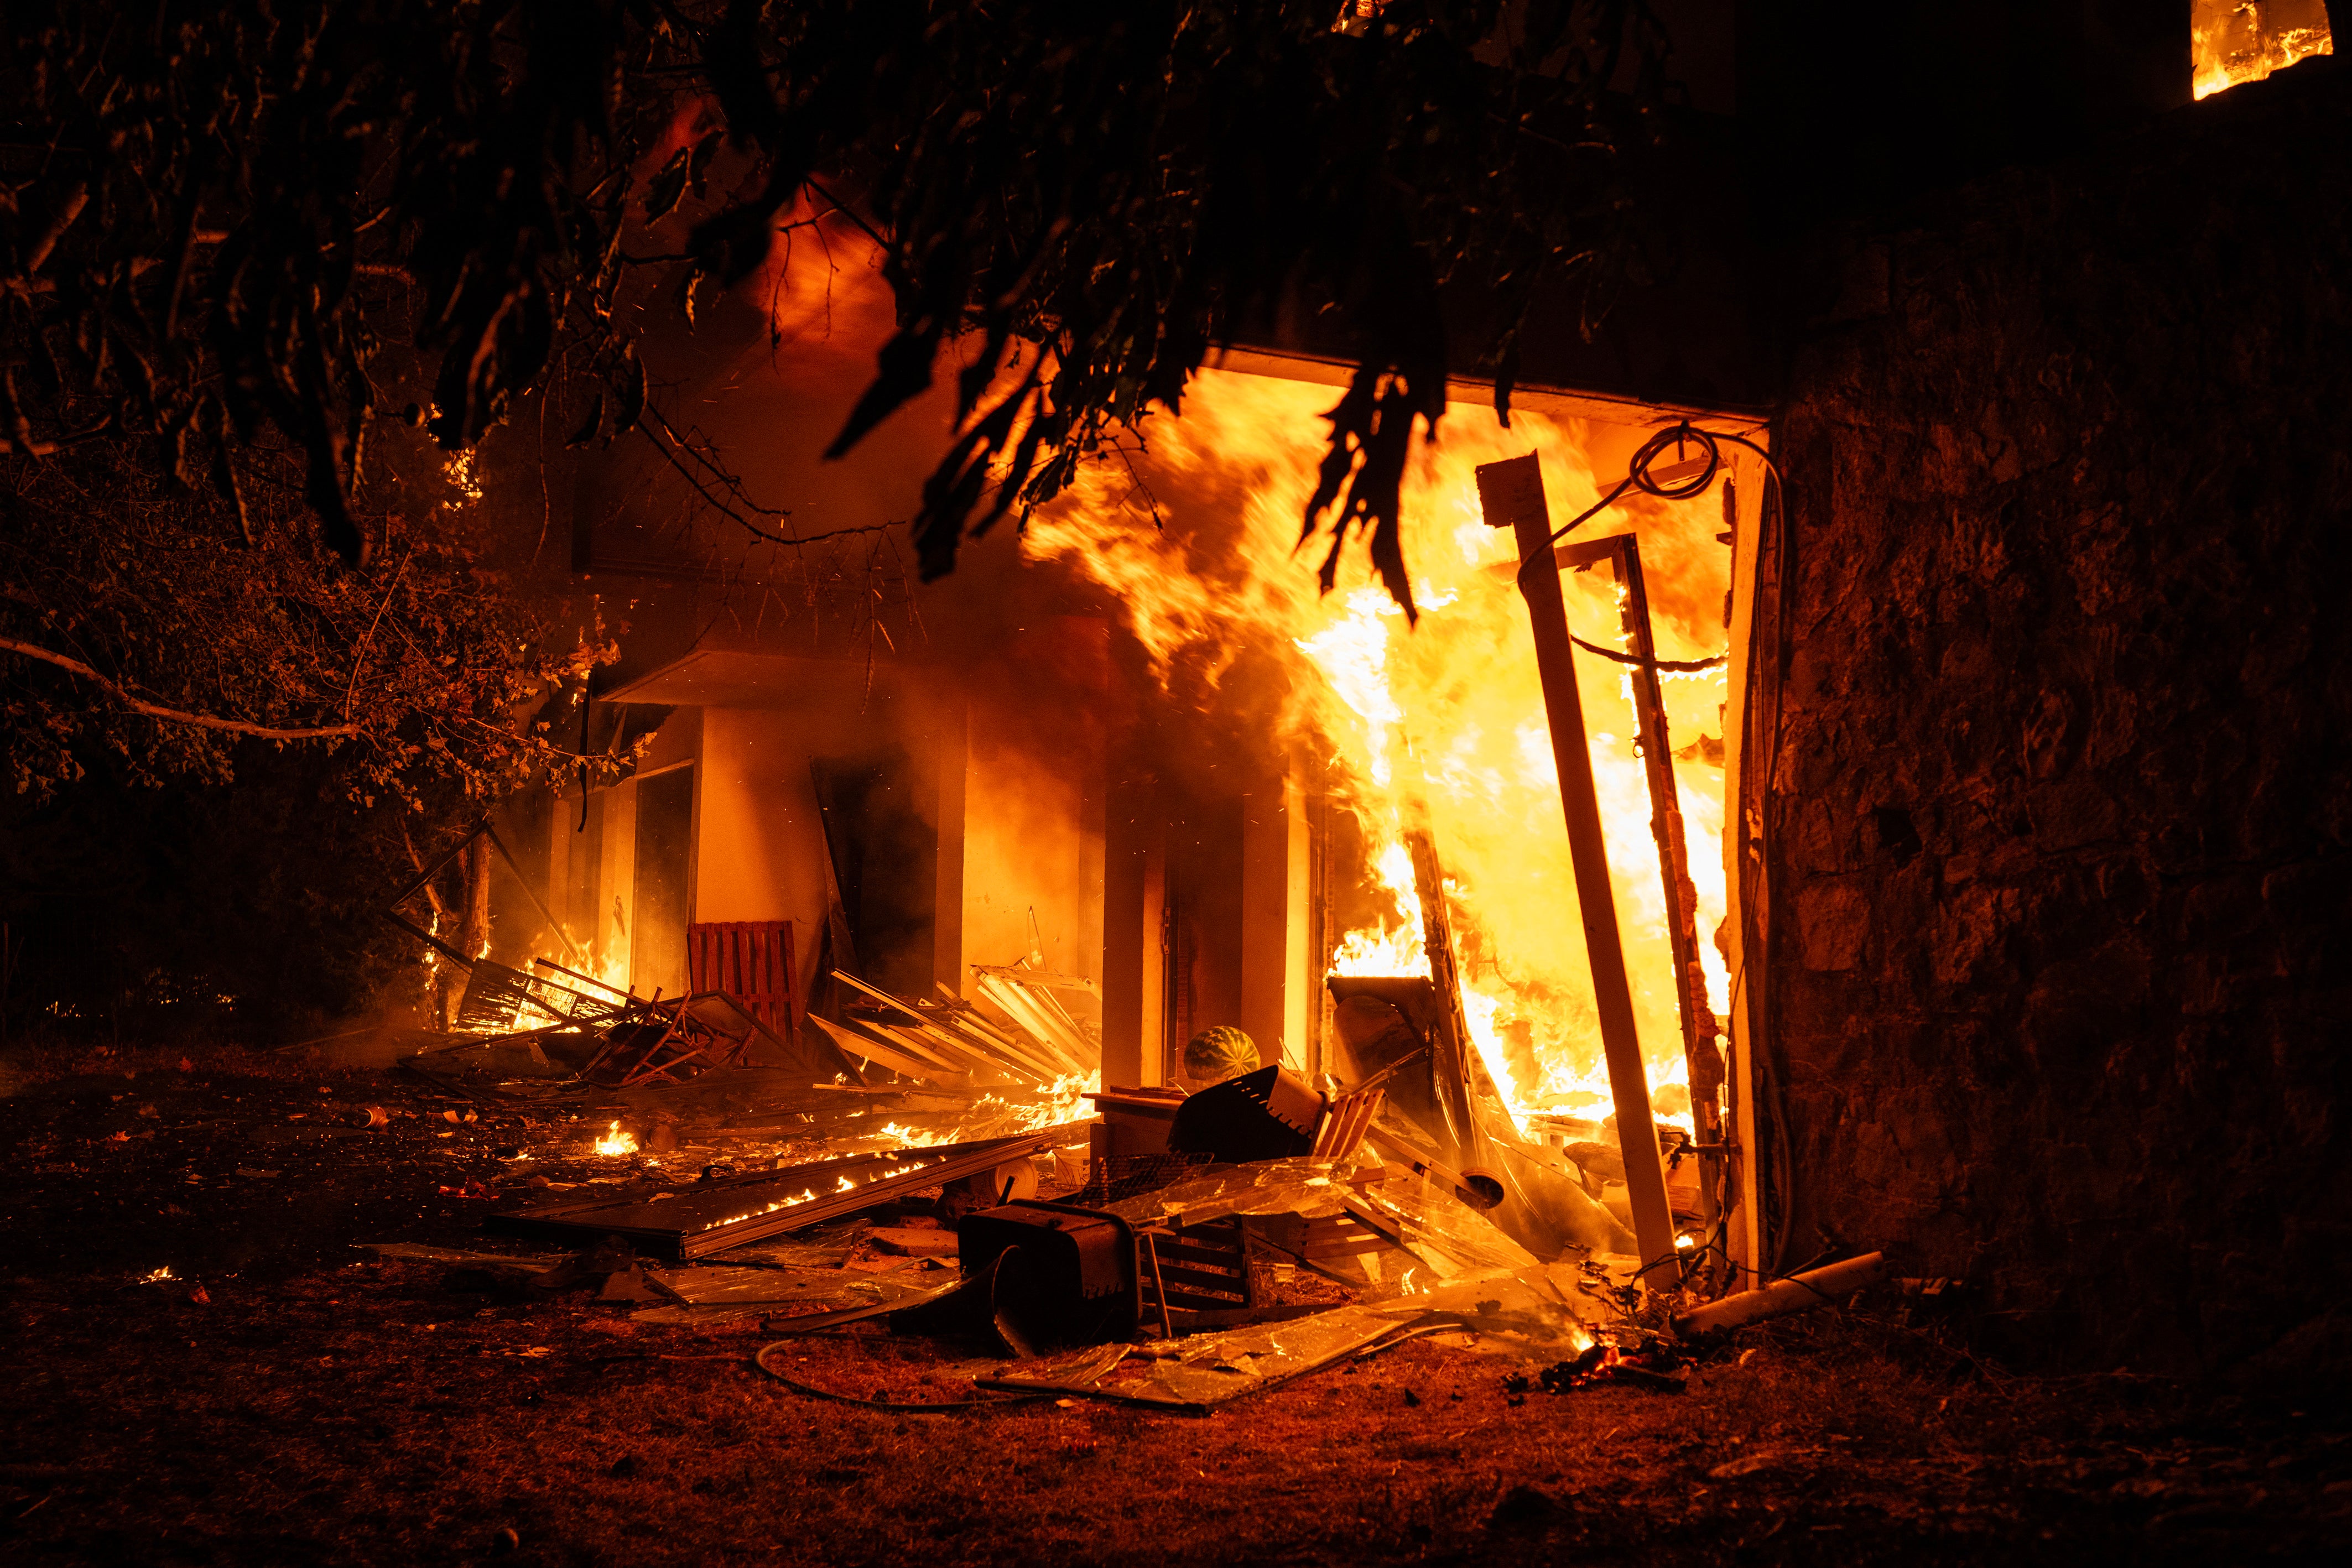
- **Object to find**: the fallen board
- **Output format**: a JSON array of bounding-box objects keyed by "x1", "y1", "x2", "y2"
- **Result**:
[{"x1": 483, "y1": 1127, "x2": 1071, "y2": 1260}]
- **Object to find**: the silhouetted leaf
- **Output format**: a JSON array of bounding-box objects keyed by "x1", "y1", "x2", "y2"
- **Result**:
[
  {"x1": 565, "y1": 390, "x2": 604, "y2": 448},
  {"x1": 644, "y1": 147, "x2": 693, "y2": 223},
  {"x1": 611, "y1": 351, "x2": 646, "y2": 438}
]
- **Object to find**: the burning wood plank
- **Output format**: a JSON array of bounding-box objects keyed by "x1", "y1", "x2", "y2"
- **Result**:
[{"x1": 483, "y1": 1129, "x2": 1071, "y2": 1260}]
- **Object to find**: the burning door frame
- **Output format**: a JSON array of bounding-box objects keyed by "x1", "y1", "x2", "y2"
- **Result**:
[{"x1": 1064, "y1": 351, "x2": 1779, "y2": 1291}]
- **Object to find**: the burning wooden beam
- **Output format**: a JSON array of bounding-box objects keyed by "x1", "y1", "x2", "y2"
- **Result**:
[
  {"x1": 485, "y1": 1129, "x2": 1069, "y2": 1260},
  {"x1": 1403, "y1": 828, "x2": 1504, "y2": 1207},
  {"x1": 1556, "y1": 532, "x2": 1730, "y2": 1284},
  {"x1": 1475, "y1": 453, "x2": 1680, "y2": 1287}
]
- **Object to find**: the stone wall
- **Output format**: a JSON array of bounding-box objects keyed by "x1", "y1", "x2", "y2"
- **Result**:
[{"x1": 1767, "y1": 60, "x2": 2352, "y2": 1373}]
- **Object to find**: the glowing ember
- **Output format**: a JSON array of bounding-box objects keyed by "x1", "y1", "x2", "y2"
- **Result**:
[
  {"x1": 708, "y1": 1154, "x2": 947, "y2": 1229},
  {"x1": 594, "y1": 1121, "x2": 638, "y2": 1157},
  {"x1": 878, "y1": 1072, "x2": 1100, "y2": 1148},
  {"x1": 1028, "y1": 369, "x2": 1750, "y2": 1130},
  {"x1": 443, "y1": 448, "x2": 485, "y2": 503},
  {"x1": 141, "y1": 1266, "x2": 176, "y2": 1283}
]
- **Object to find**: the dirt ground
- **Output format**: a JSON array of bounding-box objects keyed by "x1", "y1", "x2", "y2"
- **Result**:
[{"x1": 0, "y1": 1045, "x2": 2343, "y2": 1566}]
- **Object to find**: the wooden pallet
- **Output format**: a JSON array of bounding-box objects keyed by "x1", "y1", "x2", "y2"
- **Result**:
[{"x1": 688, "y1": 921, "x2": 799, "y2": 1041}]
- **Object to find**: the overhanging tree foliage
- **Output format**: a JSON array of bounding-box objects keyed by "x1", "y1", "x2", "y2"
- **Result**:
[{"x1": 1, "y1": 0, "x2": 1667, "y2": 789}]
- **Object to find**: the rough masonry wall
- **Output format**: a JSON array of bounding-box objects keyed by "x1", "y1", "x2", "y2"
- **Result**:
[{"x1": 1769, "y1": 61, "x2": 2352, "y2": 1374}]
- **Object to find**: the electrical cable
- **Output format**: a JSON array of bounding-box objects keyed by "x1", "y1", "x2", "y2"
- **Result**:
[
  {"x1": 1515, "y1": 419, "x2": 1776, "y2": 669},
  {"x1": 752, "y1": 1338, "x2": 1054, "y2": 1414},
  {"x1": 1568, "y1": 634, "x2": 1727, "y2": 673}
]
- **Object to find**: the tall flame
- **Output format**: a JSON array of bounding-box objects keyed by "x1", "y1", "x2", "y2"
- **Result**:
[{"x1": 1026, "y1": 369, "x2": 1742, "y2": 1130}]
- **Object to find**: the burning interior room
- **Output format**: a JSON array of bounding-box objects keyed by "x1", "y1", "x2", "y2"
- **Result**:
[{"x1": 1, "y1": 3, "x2": 2346, "y2": 1564}]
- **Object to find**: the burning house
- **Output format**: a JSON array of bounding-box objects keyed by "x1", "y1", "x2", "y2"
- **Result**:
[
  {"x1": 144, "y1": 0, "x2": 2352, "y2": 1378},
  {"x1": 3, "y1": 2, "x2": 2349, "y2": 1560}
]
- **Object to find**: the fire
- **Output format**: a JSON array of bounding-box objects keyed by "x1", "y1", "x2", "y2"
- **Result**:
[
  {"x1": 2192, "y1": 1, "x2": 2332, "y2": 99},
  {"x1": 709, "y1": 1155, "x2": 948, "y2": 1228},
  {"x1": 594, "y1": 1120, "x2": 638, "y2": 1156},
  {"x1": 1026, "y1": 369, "x2": 1749, "y2": 1131},
  {"x1": 877, "y1": 1071, "x2": 1099, "y2": 1148},
  {"x1": 1014, "y1": 1071, "x2": 1102, "y2": 1133},
  {"x1": 443, "y1": 449, "x2": 485, "y2": 503}
]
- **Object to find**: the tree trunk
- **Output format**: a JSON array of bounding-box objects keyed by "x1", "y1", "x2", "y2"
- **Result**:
[{"x1": 464, "y1": 835, "x2": 492, "y2": 965}]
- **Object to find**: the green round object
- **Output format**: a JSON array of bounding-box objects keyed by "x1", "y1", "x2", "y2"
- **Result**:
[{"x1": 1182, "y1": 1025, "x2": 1261, "y2": 1087}]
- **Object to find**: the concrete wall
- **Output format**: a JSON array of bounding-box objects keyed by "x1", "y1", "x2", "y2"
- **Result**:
[
  {"x1": 1766, "y1": 61, "x2": 2352, "y2": 1373},
  {"x1": 961, "y1": 734, "x2": 1104, "y2": 978},
  {"x1": 561, "y1": 648, "x2": 1105, "y2": 1012},
  {"x1": 691, "y1": 706, "x2": 831, "y2": 1002}
]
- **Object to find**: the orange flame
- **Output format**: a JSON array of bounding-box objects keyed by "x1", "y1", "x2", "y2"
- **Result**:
[
  {"x1": 2192, "y1": 0, "x2": 2332, "y2": 98},
  {"x1": 1026, "y1": 369, "x2": 1746, "y2": 1130}
]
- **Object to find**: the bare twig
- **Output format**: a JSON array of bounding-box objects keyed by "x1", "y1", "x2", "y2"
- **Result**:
[
  {"x1": 342, "y1": 545, "x2": 416, "y2": 721},
  {"x1": 1, "y1": 636, "x2": 363, "y2": 741}
]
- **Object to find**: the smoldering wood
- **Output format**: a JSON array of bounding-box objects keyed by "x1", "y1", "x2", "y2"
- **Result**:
[{"x1": 484, "y1": 1129, "x2": 1065, "y2": 1260}]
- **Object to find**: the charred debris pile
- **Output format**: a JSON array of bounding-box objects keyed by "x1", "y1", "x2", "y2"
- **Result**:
[{"x1": 380, "y1": 904, "x2": 1883, "y2": 1418}]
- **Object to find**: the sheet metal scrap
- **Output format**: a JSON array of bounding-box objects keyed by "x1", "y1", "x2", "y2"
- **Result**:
[
  {"x1": 816, "y1": 971, "x2": 1088, "y2": 1088},
  {"x1": 483, "y1": 1127, "x2": 1073, "y2": 1260},
  {"x1": 974, "y1": 1301, "x2": 1438, "y2": 1411},
  {"x1": 631, "y1": 1264, "x2": 949, "y2": 1329}
]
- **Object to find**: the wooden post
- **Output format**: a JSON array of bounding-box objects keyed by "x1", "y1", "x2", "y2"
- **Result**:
[
  {"x1": 1559, "y1": 533, "x2": 1728, "y2": 1288},
  {"x1": 1475, "y1": 454, "x2": 1680, "y2": 1286},
  {"x1": 1404, "y1": 828, "x2": 1502, "y2": 1206},
  {"x1": 1718, "y1": 465, "x2": 1768, "y2": 1283},
  {"x1": 462, "y1": 833, "x2": 492, "y2": 967},
  {"x1": 932, "y1": 697, "x2": 969, "y2": 998}
]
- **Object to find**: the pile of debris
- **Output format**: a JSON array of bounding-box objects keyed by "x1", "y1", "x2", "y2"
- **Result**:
[
  {"x1": 381, "y1": 838, "x2": 1885, "y2": 1414},
  {"x1": 423, "y1": 1000, "x2": 1879, "y2": 1414}
]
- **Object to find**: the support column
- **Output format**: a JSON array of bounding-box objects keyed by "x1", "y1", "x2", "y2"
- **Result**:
[
  {"x1": 1240, "y1": 756, "x2": 1314, "y2": 1071},
  {"x1": 1101, "y1": 765, "x2": 1158, "y2": 1087},
  {"x1": 1719, "y1": 458, "x2": 1770, "y2": 1283},
  {"x1": 932, "y1": 699, "x2": 968, "y2": 996}
]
